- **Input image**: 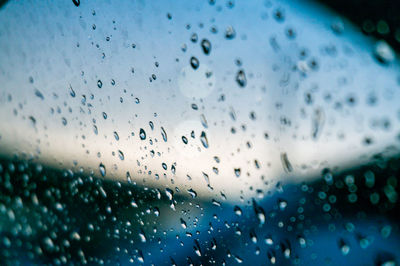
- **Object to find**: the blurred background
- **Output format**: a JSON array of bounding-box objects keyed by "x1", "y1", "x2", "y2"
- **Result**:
[{"x1": 0, "y1": 0, "x2": 399, "y2": 265}]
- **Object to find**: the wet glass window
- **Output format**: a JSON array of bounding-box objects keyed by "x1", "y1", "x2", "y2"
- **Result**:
[{"x1": 0, "y1": 0, "x2": 399, "y2": 265}]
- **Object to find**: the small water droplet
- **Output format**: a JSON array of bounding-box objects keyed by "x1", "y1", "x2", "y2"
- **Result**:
[
  {"x1": 374, "y1": 40, "x2": 395, "y2": 64},
  {"x1": 190, "y1": 33, "x2": 198, "y2": 43},
  {"x1": 190, "y1": 56, "x2": 200, "y2": 70},
  {"x1": 139, "y1": 128, "x2": 146, "y2": 140},
  {"x1": 194, "y1": 240, "x2": 202, "y2": 257},
  {"x1": 161, "y1": 127, "x2": 168, "y2": 142},
  {"x1": 69, "y1": 85, "x2": 76, "y2": 97},
  {"x1": 113, "y1": 131, "x2": 119, "y2": 141},
  {"x1": 200, "y1": 131, "x2": 209, "y2": 148},
  {"x1": 118, "y1": 150, "x2": 124, "y2": 160},
  {"x1": 187, "y1": 188, "x2": 197, "y2": 198},
  {"x1": 180, "y1": 218, "x2": 187, "y2": 229},
  {"x1": 97, "y1": 80, "x2": 103, "y2": 88},
  {"x1": 99, "y1": 163, "x2": 106, "y2": 177},
  {"x1": 165, "y1": 188, "x2": 174, "y2": 201},
  {"x1": 278, "y1": 199, "x2": 287, "y2": 210},
  {"x1": 201, "y1": 39, "x2": 211, "y2": 55},
  {"x1": 280, "y1": 152, "x2": 293, "y2": 173},
  {"x1": 252, "y1": 199, "x2": 266, "y2": 226},
  {"x1": 339, "y1": 239, "x2": 350, "y2": 255},
  {"x1": 236, "y1": 70, "x2": 247, "y2": 87},
  {"x1": 225, "y1": 26, "x2": 236, "y2": 39},
  {"x1": 234, "y1": 205, "x2": 242, "y2": 216},
  {"x1": 182, "y1": 136, "x2": 188, "y2": 144},
  {"x1": 200, "y1": 114, "x2": 208, "y2": 128},
  {"x1": 234, "y1": 168, "x2": 241, "y2": 177},
  {"x1": 171, "y1": 164, "x2": 176, "y2": 174},
  {"x1": 139, "y1": 229, "x2": 147, "y2": 243}
]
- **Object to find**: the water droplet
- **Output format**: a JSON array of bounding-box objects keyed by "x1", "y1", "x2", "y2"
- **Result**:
[
  {"x1": 312, "y1": 108, "x2": 325, "y2": 139},
  {"x1": 339, "y1": 239, "x2": 350, "y2": 255},
  {"x1": 273, "y1": 8, "x2": 285, "y2": 22},
  {"x1": 34, "y1": 89, "x2": 44, "y2": 100},
  {"x1": 265, "y1": 236, "x2": 274, "y2": 245},
  {"x1": 61, "y1": 117, "x2": 67, "y2": 126},
  {"x1": 200, "y1": 114, "x2": 208, "y2": 128},
  {"x1": 200, "y1": 131, "x2": 209, "y2": 148},
  {"x1": 234, "y1": 168, "x2": 241, "y2": 177},
  {"x1": 233, "y1": 255, "x2": 243, "y2": 263},
  {"x1": 225, "y1": 26, "x2": 236, "y2": 39},
  {"x1": 268, "y1": 251, "x2": 276, "y2": 264},
  {"x1": 190, "y1": 56, "x2": 200, "y2": 70},
  {"x1": 139, "y1": 128, "x2": 146, "y2": 140},
  {"x1": 212, "y1": 199, "x2": 221, "y2": 206},
  {"x1": 171, "y1": 164, "x2": 176, "y2": 174},
  {"x1": 118, "y1": 150, "x2": 124, "y2": 160},
  {"x1": 193, "y1": 240, "x2": 202, "y2": 257},
  {"x1": 374, "y1": 40, "x2": 395, "y2": 64},
  {"x1": 250, "y1": 230, "x2": 257, "y2": 244},
  {"x1": 165, "y1": 188, "x2": 174, "y2": 201},
  {"x1": 182, "y1": 136, "x2": 188, "y2": 144},
  {"x1": 72, "y1": 0, "x2": 80, "y2": 7},
  {"x1": 97, "y1": 80, "x2": 103, "y2": 88},
  {"x1": 234, "y1": 206, "x2": 242, "y2": 216},
  {"x1": 139, "y1": 229, "x2": 147, "y2": 243},
  {"x1": 187, "y1": 189, "x2": 197, "y2": 198},
  {"x1": 161, "y1": 127, "x2": 168, "y2": 142},
  {"x1": 113, "y1": 131, "x2": 119, "y2": 141},
  {"x1": 190, "y1": 33, "x2": 198, "y2": 43},
  {"x1": 93, "y1": 125, "x2": 98, "y2": 135},
  {"x1": 201, "y1": 39, "x2": 211, "y2": 55},
  {"x1": 69, "y1": 85, "x2": 76, "y2": 97},
  {"x1": 153, "y1": 207, "x2": 160, "y2": 217},
  {"x1": 280, "y1": 152, "x2": 293, "y2": 173},
  {"x1": 191, "y1": 103, "x2": 198, "y2": 110},
  {"x1": 99, "y1": 163, "x2": 106, "y2": 177},
  {"x1": 278, "y1": 199, "x2": 287, "y2": 210},
  {"x1": 130, "y1": 198, "x2": 138, "y2": 208},
  {"x1": 236, "y1": 70, "x2": 247, "y2": 87},
  {"x1": 252, "y1": 199, "x2": 265, "y2": 225},
  {"x1": 180, "y1": 218, "x2": 187, "y2": 229}
]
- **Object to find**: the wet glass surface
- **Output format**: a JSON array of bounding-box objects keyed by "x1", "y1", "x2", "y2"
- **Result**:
[{"x1": 0, "y1": 0, "x2": 399, "y2": 265}]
